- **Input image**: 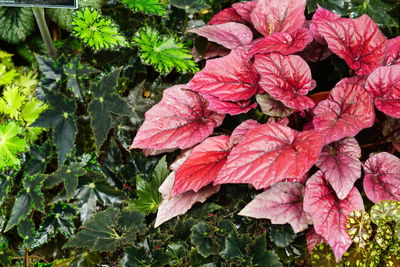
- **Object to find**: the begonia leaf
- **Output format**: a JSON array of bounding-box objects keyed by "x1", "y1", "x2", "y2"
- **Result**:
[
  {"x1": 374, "y1": 224, "x2": 393, "y2": 250},
  {"x1": 310, "y1": 6, "x2": 340, "y2": 44},
  {"x1": 310, "y1": 243, "x2": 336, "y2": 267},
  {"x1": 269, "y1": 224, "x2": 296, "y2": 247},
  {"x1": 345, "y1": 210, "x2": 372, "y2": 247},
  {"x1": 189, "y1": 22, "x2": 253, "y2": 50},
  {"x1": 316, "y1": 15, "x2": 387, "y2": 75},
  {"x1": 255, "y1": 93, "x2": 292, "y2": 117},
  {"x1": 173, "y1": 135, "x2": 230, "y2": 195},
  {"x1": 363, "y1": 152, "x2": 400, "y2": 203},
  {"x1": 229, "y1": 119, "x2": 261, "y2": 146},
  {"x1": 365, "y1": 65, "x2": 400, "y2": 118},
  {"x1": 315, "y1": 137, "x2": 362, "y2": 200},
  {"x1": 239, "y1": 182, "x2": 311, "y2": 233},
  {"x1": 131, "y1": 85, "x2": 224, "y2": 151},
  {"x1": 340, "y1": 242, "x2": 382, "y2": 267},
  {"x1": 190, "y1": 222, "x2": 219, "y2": 257},
  {"x1": 312, "y1": 77, "x2": 375, "y2": 144},
  {"x1": 384, "y1": 36, "x2": 400, "y2": 66},
  {"x1": 187, "y1": 50, "x2": 259, "y2": 102},
  {"x1": 304, "y1": 171, "x2": 364, "y2": 261},
  {"x1": 208, "y1": 7, "x2": 246, "y2": 25},
  {"x1": 232, "y1": 1, "x2": 255, "y2": 23},
  {"x1": 370, "y1": 200, "x2": 400, "y2": 226},
  {"x1": 250, "y1": 0, "x2": 306, "y2": 36},
  {"x1": 306, "y1": 227, "x2": 326, "y2": 252},
  {"x1": 214, "y1": 123, "x2": 323, "y2": 190},
  {"x1": 254, "y1": 53, "x2": 316, "y2": 110},
  {"x1": 198, "y1": 93, "x2": 257, "y2": 115}
]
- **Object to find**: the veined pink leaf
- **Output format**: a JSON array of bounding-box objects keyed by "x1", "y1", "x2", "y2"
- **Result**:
[
  {"x1": 239, "y1": 182, "x2": 312, "y2": 233},
  {"x1": 313, "y1": 77, "x2": 375, "y2": 144},
  {"x1": 249, "y1": 28, "x2": 313, "y2": 56},
  {"x1": 365, "y1": 65, "x2": 400, "y2": 118},
  {"x1": 232, "y1": 1, "x2": 256, "y2": 23},
  {"x1": 316, "y1": 15, "x2": 387, "y2": 75},
  {"x1": 266, "y1": 117, "x2": 289, "y2": 126},
  {"x1": 172, "y1": 136, "x2": 231, "y2": 195},
  {"x1": 229, "y1": 119, "x2": 261, "y2": 146},
  {"x1": 131, "y1": 85, "x2": 224, "y2": 151},
  {"x1": 306, "y1": 227, "x2": 326, "y2": 252},
  {"x1": 254, "y1": 53, "x2": 316, "y2": 110},
  {"x1": 208, "y1": 7, "x2": 246, "y2": 25},
  {"x1": 187, "y1": 50, "x2": 259, "y2": 102},
  {"x1": 304, "y1": 171, "x2": 364, "y2": 262},
  {"x1": 214, "y1": 123, "x2": 323, "y2": 189},
  {"x1": 384, "y1": 36, "x2": 400, "y2": 66},
  {"x1": 316, "y1": 137, "x2": 362, "y2": 200},
  {"x1": 250, "y1": 0, "x2": 306, "y2": 36},
  {"x1": 189, "y1": 22, "x2": 253, "y2": 50},
  {"x1": 256, "y1": 93, "x2": 292, "y2": 117},
  {"x1": 155, "y1": 172, "x2": 220, "y2": 227},
  {"x1": 169, "y1": 150, "x2": 192, "y2": 172},
  {"x1": 199, "y1": 93, "x2": 257, "y2": 115},
  {"x1": 310, "y1": 6, "x2": 340, "y2": 44},
  {"x1": 363, "y1": 152, "x2": 400, "y2": 203}
]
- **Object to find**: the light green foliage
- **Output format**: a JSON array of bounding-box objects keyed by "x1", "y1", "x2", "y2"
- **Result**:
[
  {"x1": 0, "y1": 7, "x2": 35, "y2": 44},
  {"x1": 0, "y1": 121, "x2": 26, "y2": 170},
  {"x1": 72, "y1": 8, "x2": 128, "y2": 51},
  {"x1": 121, "y1": 0, "x2": 167, "y2": 15},
  {"x1": 133, "y1": 27, "x2": 199, "y2": 74}
]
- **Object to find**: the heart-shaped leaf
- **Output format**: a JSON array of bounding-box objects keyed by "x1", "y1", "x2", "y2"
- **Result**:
[
  {"x1": 255, "y1": 93, "x2": 292, "y2": 117},
  {"x1": 232, "y1": 1, "x2": 255, "y2": 23},
  {"x1": 346, "y1": 210, "x2": 372, "y2": 247},
  {"x1": 370, "y1": 200, "x2": 400, "y2": 226},
  {"x1": 208, "y1": 7, "x2": 247, "y2": 25},
  {"x1": 229, "y1": 119, "x2": 261, "y2": 146},
  {"x1": 384, "y1": 36, "x2": 400, "y2": 66}
]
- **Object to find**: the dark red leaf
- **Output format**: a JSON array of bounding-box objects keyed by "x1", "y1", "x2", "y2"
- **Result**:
[
  {"x1": 199, "y1": 93, "x2": 257, "y2": 115},
  {"x1": 316, "y1": 137, "x2": 362, "y2": 200},
  {"x1": 384, "y1": 36, "x2": 400, "y2": 66},
  {"x1": 214, "y1": 123, "x2": 323, "y2": 189},
  {"x1": 131, "y1": 85, "x2": 224, "y2": 151},
  {"x1": 299, "y1": 40, "x2": 332, "y2": 63},
  {"x1": 313, "y1": 77, "x2": 375, "y2": 144},
  {"x1": 316, "y1": 15, "x2": 387, "y2": 75},
  {"x1": 306, "y1": 227, "x2": 326, "y2": 252},
  {"x1": 363, "y1": 152, "x2": 400, "y2": 203},
  {"x1": 250, "y1": 0, "x2": 306, "y2": 36},
  {"x1": 365, "y1": 65, "x2": 400, "y2": 118},
  {"x1": 239, "y1": 182, "x2": 312, "y2": 233},
  {"x1": 208, "y1": 7, "x2": 247, "y2": 25},
  {"x1": 254, "y1": 53, "x2": 316, "y2": 110},
  {"x1": 172, "y1": 136, "x2": 231, "y2": 195},
  {"x1": 232, "y1": 1, "x2": 256, "y2": 23},
  {"x1": 256, "y1": 93, "x2": 293, "y2": 117},
  {"x1": 304, "y1": 171, "x2": 364, "y2": 261},
  {"x1": 189, "y1": 22, "x2": 253, "y2": 50},
  {"x1": 230, "y1": 119, "x2": 261, "y2": 146}
]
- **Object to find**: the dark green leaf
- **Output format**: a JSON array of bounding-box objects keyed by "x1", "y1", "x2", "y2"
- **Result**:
[
  {"x1": 17, "y1": 219, "x2": 36, "y2": 250},
  {"x1": 220, "y1": 230, "x2": 249, "y2": 260},
  {"x1": 35, "y1": 55, "x2": 63, "y2": 90},
  {"x1": 269, "y1": 224, "x2": 296, "y2": 248},
  {"x1": 25, "y1": 141, "x2": 52, "y2": 175},
  {"x1": 0, "y1": 172, "x2": 13, "y2": 206},
  {"x1": 126, "y1": 80, "x2": 157, "y2": 126},
  {"x1": 191, "y1": 222, "x2": 219, "y2": 257},
  {"x1": 310, "y1": 243, "x2": 337, "y2": 267},
  {"x1": 250, "y1": 234, "x2": 282, "y2": 267},
  {"x1": 0, "y1": 234, "x2": 14, "y2": 266},
  {"x1": 67, "y1": 251, "x2": 102, "y2": 267},
  {"x1": 307, "y1": 0, "x2": 347, "y2": 14},
  {"x1": 0, "y1": 7, "x2": 35, "y2": 44}
]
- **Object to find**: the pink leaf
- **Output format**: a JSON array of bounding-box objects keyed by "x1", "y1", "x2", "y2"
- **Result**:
[
  {"x1": 256, "y1": 93, "x2": 292, "y2": 117},
  {"x1": 299, "y1": 40, "x2": 332, "y2": 63},
  {"x1": 155, "y1": 172, "x2": 220, "y2": 227},
  {"x1": 239, "y1": 182, "x2": 312, "y2": 233},
  {"x1": 384, "y1": 36, "x2": 400, "y2": 66},
  {"x1": 306, "y1": 227, "x2": 326, "y2": 252},
  {"x1": 232, "y1": 1, "x2": 256, "y2": 23},
  {"x1": 363, "y1": 152, "x2": 400, "y2": 203},
  {"x1": 316, "y1": 15, "x2": 387, "y2": 75},
  {"x1": 187, "y1": 50, "x2": 259, "y2": 102},
  {"x1": 304, "y1": 171, "x2": 364, "y2": 261},
  {"x1": 214, "y1": 123, "x2": 323, "y2": 189},
  {"x1": 229, "y1": 119, "x2": 261, "y2": 146},
  {"x1": 313, "y1": 77, "x2": 375, "y2": 144},
  {"x1": 254, "y1": 53, "x2": 316, "y2": 110},
  {"x1": 249, "y1": 28, "x2": 313, "y2": 56},
  {"x1": 310, "y1": 6, "x2": 340, "y2": 44},
  {"x1": 189, "y1": 22, "x2": 253, "y2": 50},
  {"x1": 365, "y1": 65, "x2": 400, "y2": 118},
  {"x1": 250, "y1": 0, "x2": 306, "y2": 36},
  {"x1": 192, "y1": 43, "x2": 230, "y2": 62},
  {"x1": 172, "y1": 136, "x2": 231, "y2": 195},
  {"x1": 316, "y1": 137, "x2": 362, "y2": 200},
  {"x1": 131, "y1": 85, "x2": 224, "y2": 151},
  {"x1": 199, "y1": 93, "x2": 257, "y2": 115},
  {"x1": 208, "y1": 7, "x2": 247, "y2": 25}
]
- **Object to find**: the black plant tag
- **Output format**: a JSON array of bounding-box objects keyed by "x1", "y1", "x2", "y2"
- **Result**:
[{"x1": 0, "y1": 0, "x2": 77, "y2": 8}]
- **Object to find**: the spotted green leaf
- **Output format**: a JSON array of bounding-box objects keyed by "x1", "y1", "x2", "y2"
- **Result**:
[
  {"x1": 375, "y1": 224, "x2": 393, "y2": 250},
  {"x1": 370, "y1": 200, "x2": 400, "y2": 226},
  {"x1": 346, "y1": 210, "x2": 372, "y2": 247},
  {"x1": 341, "y1": 242, "x2": 382, "y2": 267},
  {"x1": 310, "y1": 243, "x2": 337, "y2": 267}
]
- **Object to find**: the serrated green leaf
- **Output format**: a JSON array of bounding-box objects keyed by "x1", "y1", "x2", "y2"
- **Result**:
[
  {"x1": 5, "y1": 174, "x2": 45, "y2": 232},
  {"x1": 0, "y1": 7, "x2": 35, "y2": 44},
  {"x1": 35, "y1": 55, "x2": 63, "y2": 90},
  {"x1": 346, "y1": 210, "x2": 372, "y2": 247},
  {"x1": 88, "y1": 68, "x2": 133, "y2": 149},
  {"x1": 0, "y1": 85, "x2": 26, "y2": 119},
  {"x1": 133, "y1": 27, "x2": 199, "y2": 74},
  {"x1": 25, "y1": 141, "x2": 52, "y2": 175},
  {"x1": 220, "y1": 229, "x2": 250, "y2": 260},
  {"x1": 171, "y1": 0, "x2": 210, "y2": 13},
  {"x1": 17, "y1": 219, "x2": 35, "y2": 250},
  {"x1": 0, "y1": 121, "x2": 27, "y2": 170},
  {"x1": 21, "y1": 98, "x2": 48, "y2": 125},
  {"x1": 370, "y1": 200, "x2": 400, "y2": 226},
  {"x1": 269, "y1": 224, "x2": 296, "y2": 248},
  {"x1": 63, "y1": 208, "x2": 145, "y2": 252},
  {"x1": 31, "y1": 90, "x2": 77, "y2": 166},
  {"x1": 191, "y1": 222, "x2": 219, "y2": 257},
  {"x1": 121, "y1": 0, "x2": 166, "y2": 15}
]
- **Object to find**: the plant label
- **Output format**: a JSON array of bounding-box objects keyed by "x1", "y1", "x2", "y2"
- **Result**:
[{"x1": 0, "y1": 0, "x2": 77, "y2": 8}]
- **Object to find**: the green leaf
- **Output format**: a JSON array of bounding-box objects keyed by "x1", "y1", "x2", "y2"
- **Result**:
[
  {"x1": 63, "y1": 208, "x2": 145, "y2": 252},
  {"x1": 120, "y1": 246, "x2": 171, "y2": 267},
  {"x1": 191, "y1": 222, "x2": 219, "y2": 257},
  {"x1": 126, "y1": 80, "x2": 158, "y2": 126},
  {"x1": 25, "y1": 141, "x2": 52, "y2": 175},
  {"x1": 88, "y1": 68, "x2": 133, "y2": 149},
  {"x1": 170, "y1": 0, "x2": 210, "y2": 13},
  {"x1": 310, "y1": 243, "x2": 337, "y2": 267},
  {"x1": 269, "y1": 224, "x2": 296, "y2": 248},
  {"x1": 346, "y1": 210, "x2": 373, "y2": 247},
  {"x1": 21, "y1": 98, "x2": 48, "y2": 125},
  {"x1": 121, "y1": 0, "x2": 167, "y2": 15},
  {"x1": 35, "y1": 55, "x2": 64, "y2": 91},
  {"x1": 375, "y1": 224, "x2": 393, "y2": 250},
  {"x1": 370, "y1": 200, "x2": 400, "y2": 226},
  {"x1": 17, "y1": 219, "x2": 36, "y2": 250},
  {"x1": 220, "y1": 229, "x2": 250, "y2": 261},
  {"x1": 0, "y1": 234, "x2": 14, "y2": 266},
  {"x1": 32, "y1": 202, "x2": 78, "y2": 249},
  {"x1": 0, "y1": 173, "x2": 13, "y2": 206},
  {"x1": 5, "y1": 174, "x2": 45, "y2": 232},
  {"x1": 72, "y1": 8, "x2": 128, "y2": 51},
  {"x1": 306, "y1": 0, "x2": 347, "y2": 14},
  {"x1": 383, "y1": 243, "x2": 400, "y2": 267},
  {"x1": 0, "y1": 85, "x2": 26, "y2": 119},
  {"x1": 250, "y1": 234, "x2": 282, "y2": 267},
  {"x1": 0, "y1": 7, "x2": 35, "y2": 44},
  {"x1": 341, "y1": 242, "x2": 382, "y2": 267},
  {"x1": 133, "y1": 27, "x2": 199, "y2": 74},
  {"x1": 0, "y1": 121, "x2": 27, "y2": 170},
  {"x1": 31, "y1": 90, "x2": 77, "y2": 166},
  {"x1": 44, "y1": 163, "x2": 86, "y2": 201}
]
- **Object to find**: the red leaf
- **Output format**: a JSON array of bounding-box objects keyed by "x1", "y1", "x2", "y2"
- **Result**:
[
  {"x1": 304, "y1": 171, "x2": 364, "y2": 261},
  {"x1": 131, "y1": 85, "x2": 224, "y2": 151},
  {"x1": 316, "y1": 137, "x2": 362, "y2": 200},
  {"x1": 306, "y1": 227, "x2": 326, "y2": 252},
  {"x1": 313, "y1": 77, "x2": 375, "y2": 144},
  {"x1": 230, "y1": 119, "x2": 261, "y2": 146},
  {"x1": 384, "y1": 36, "x2": 400, "y2": 66},
  {"x1": 256, "y1": 93, "x2": 293, "y2": 117},
  {"x1": 250, "y1": 0, "x2": 306, "y2": 36},
  {"x1": 189, "y1": 22, "x2": 253, "y2": 50},
  {"x1": 214, "y1": 123, "x2": 323, "y2": 189},
  {"x1": 249, "y1": 28, "x2": 313, "y2": 56},
  {"x1": 172, "y1": 136, "x2": 231, "y2": 195},
  {"x1": 187, "y1": 50, "x2": 259, "y2": 102},
  {"x1": 310, "y1": 6, "x2": 340, "y2": 44},
  {"x1": 299, "y1": 40, "x2": 332, "y2": 63},
  {"x1": 316, "y1": 15, "x2": 387, "y2": 75},
  {"x1": 363, "y1": 152, "x2": 400, "y2": 203},
  {"x1": 155, "y1": 172, "x2": 220, "y2": 227},
  {"x1": 199, "y1": 93, "x2": 257, "y2": 115},
  {"x1": 239, "y1": 182, "x2": 312, "y2": 233},
  {"x1": 365, "y1": 65, "x2": 400, "y2": 118},
  {"x1": 232, "y1": 1, "x2": 256, "y2": 23},
  {"x1": 254, "y1": 53, "x2": 316, "y2": 110},
  {"x1": 208, "y1": 7, "x2": 247, "y2": 25}
]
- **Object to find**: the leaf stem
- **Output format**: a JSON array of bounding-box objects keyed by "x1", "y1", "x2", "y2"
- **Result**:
[{"x1": 32, "y1": 7, "x2": 58, "y2": 59}]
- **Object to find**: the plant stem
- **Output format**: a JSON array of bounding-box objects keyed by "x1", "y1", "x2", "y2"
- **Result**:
[{"x1": 32, "y1": 7, "x2": 58, "y2": 59}]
